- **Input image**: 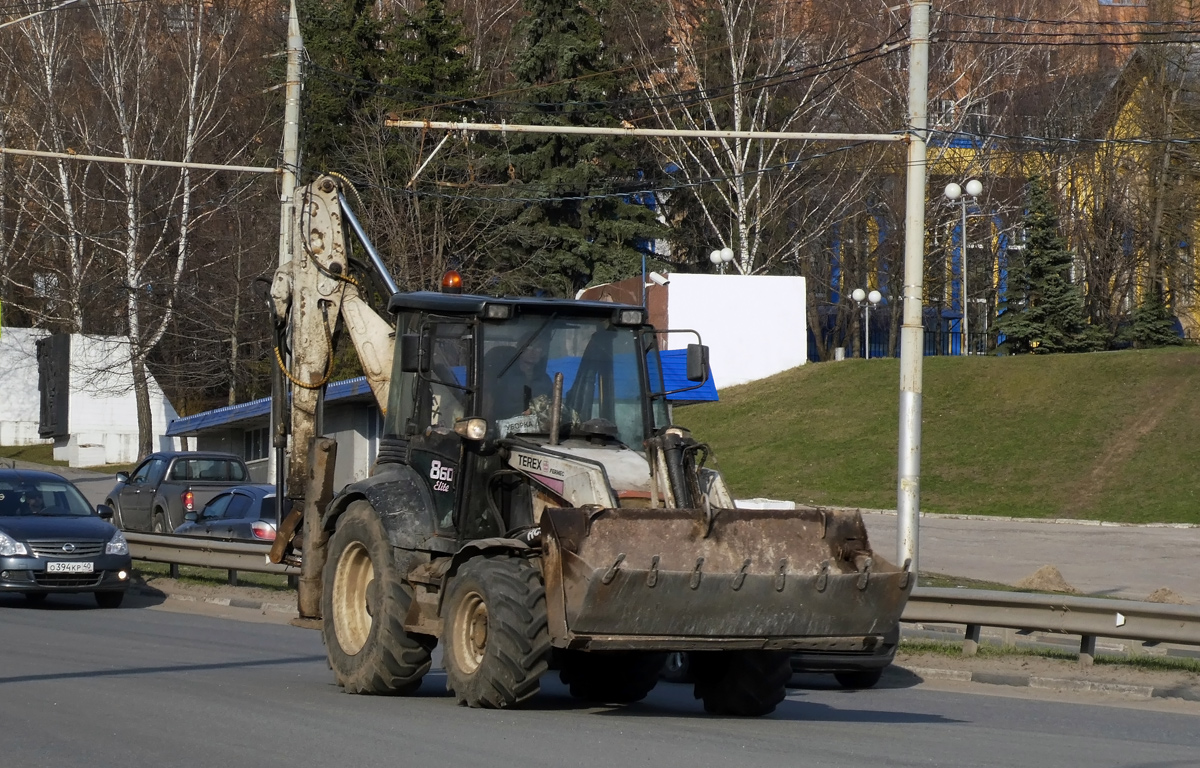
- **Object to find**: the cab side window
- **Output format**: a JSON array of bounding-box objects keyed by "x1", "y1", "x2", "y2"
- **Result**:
[{"x1": 417, "y1": 322, "x2": 472, "y2": 430}]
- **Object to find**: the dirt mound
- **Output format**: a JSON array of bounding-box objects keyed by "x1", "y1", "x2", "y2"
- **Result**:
[
  {"x1": 1015, "y1": 565, "x2": 1080, "y2": 594},
  {"x1": 1145, "y1": 587, "x2": 1189, "y2": 605}
]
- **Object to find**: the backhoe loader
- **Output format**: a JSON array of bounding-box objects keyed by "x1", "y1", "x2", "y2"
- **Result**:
[{"x1": 269, "y1": 175, "x2": 912, "y2": 715}]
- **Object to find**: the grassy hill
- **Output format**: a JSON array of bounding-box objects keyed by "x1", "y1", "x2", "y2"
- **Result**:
[{"x1": 676, "y1": 347, "x2": 1200, "y2": 524}]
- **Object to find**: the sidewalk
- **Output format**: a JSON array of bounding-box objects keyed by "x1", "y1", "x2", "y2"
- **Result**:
[{"x1": 859, "y1": 509, "x2": 1200, "y2": 603}]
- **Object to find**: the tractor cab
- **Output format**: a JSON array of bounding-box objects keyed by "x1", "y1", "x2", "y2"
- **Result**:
[{"x1": 383, "y1": 290, "x2": 708, "y2": 544}]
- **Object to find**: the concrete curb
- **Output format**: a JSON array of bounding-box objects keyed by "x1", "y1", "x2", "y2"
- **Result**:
[
  {"x1": 905, "y1": 665, "x2": 1200, "y2": 702},
  {"x1": 850, "y1": 507, "x2": 1200, "y2": 530},
  {"x1": 136, "y1": 586, "x2": 294, "y2": 616}
]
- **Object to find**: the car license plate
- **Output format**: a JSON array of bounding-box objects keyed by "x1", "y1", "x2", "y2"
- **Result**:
[{"x1": 47, "y1": 561, "x2": 94, "y2": 574}]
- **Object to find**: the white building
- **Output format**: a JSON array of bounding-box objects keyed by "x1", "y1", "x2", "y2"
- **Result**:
[
  {"x1": 0, "y1": 327, "x2": 179, "y2": 466},
  {"x1": 578, "y1": 272, "x2": 808, "y2": 390}
]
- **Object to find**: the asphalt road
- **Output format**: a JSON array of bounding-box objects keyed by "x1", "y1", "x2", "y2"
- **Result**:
[{"x1": 1, "y1": 592, "x2": 1197, "y2": 768}]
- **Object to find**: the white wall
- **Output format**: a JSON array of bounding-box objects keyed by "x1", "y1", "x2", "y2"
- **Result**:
[
  {"x1": 0, "y1": 327, "x2": 178, "y2": 465},
  {"x1": 0, "y1": 327, "x2": 51, "y2": 446},
  {"x1": 57, "y1": 335, "x2": 179, "y2": 465},
  {"x1": 663, "y1": 274, "x2": 807, "y2": 389}
]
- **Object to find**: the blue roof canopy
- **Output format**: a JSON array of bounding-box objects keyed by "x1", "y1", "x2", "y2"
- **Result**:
[
  {"x1": 169, "y1": 353, "x2": 717, "y2": 438},
  {"x1": 660, "y1": 349, "x2": 719, "y2": 403},
  {"x1": 167, "y1": 377, "x2": 374, "y2": 436}
]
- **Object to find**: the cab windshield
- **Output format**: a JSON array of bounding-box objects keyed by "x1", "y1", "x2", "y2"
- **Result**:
[
  {"x1": 481, "y1": 316, "x2": 656, "y2": 448},
  {"x1": 0, "y1": 480, "x2": 94, "y2": 517}
]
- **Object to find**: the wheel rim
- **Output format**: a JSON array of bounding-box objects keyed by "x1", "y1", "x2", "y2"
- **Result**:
[
  {"x1": 153, "y1": 514, "x2": 165, "y2": 533},
  {"x1": 451, "y1": 591, "x2": 488, "y2": 675},
  {"x1": 332, "y1": 541, "x2": 375, "y2": 655}
]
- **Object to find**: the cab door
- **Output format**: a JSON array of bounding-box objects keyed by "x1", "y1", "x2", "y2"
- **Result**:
[{"x1": 404, "y1": 319, "x2": 473, "y2": 533}]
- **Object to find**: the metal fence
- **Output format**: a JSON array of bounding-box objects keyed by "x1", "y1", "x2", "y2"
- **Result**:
[{"x1": 127, "y1": 534, "x2": 1200, "y2": 662}]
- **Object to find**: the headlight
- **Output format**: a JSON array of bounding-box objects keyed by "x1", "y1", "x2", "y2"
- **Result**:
[
  {"x1": 0, "y1": 531, "x2": 29, "y2": 557},
  {"x1": 106, "y1": 530, "x2": 129, "y2": 556}
]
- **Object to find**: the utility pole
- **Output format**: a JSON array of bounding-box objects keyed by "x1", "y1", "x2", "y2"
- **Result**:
[
  {"x1": 898, "y1": 0, "x2": 931, "y2": 580},
  {"x1": 271, "y1": 0, "x2": 302, "y2": 550}
]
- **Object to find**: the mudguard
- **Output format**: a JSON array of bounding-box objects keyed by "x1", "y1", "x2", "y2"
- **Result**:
[{"x1": 323, "y1": 463, "x2": 449, "y2": 552}]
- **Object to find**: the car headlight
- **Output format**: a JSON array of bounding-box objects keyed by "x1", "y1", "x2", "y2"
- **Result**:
[
  {"x1": 106, "y1": 530, "x2": 129, "y2": 556},
  {"x1": 0, "y1": 531, "x2": 29, "y2": 557}
]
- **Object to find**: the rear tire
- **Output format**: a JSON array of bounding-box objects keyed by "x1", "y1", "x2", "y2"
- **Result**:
[
  {"x1": 443, "y1": 555, "x2": 550, "y2": 708},
  {"x1": 321, "y1": 501, "x2": 433, "y2": 695},
  {"x1": 95, "y1": 591, "x2": 124, "y2": 609},
  {"x1": 834, "y1": 668, "x2": 884, "y2": 689},
  {"x1": 152, "y1": 510, "x2": 168, "y2": 534},
  {"x1": 560, "y1": 651, "x2": 666, "y2": 703},
  {"x1": 691, "y1": 650, "x2": 791, "y2": 717}
]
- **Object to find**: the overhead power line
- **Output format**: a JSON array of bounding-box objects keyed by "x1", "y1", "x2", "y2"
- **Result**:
[
  {"x1": 0, "y1": 146, "x2": 279, "y2": 174},
  {"x1": 0, "y1": 0, "x2": 76, "y2": 30}
]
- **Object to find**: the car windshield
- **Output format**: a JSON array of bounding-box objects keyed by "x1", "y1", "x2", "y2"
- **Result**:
[
  {"x1": 481, "y1": 315, "x2": 654, "y2": 448},
  {"x1": 0, "y1": 479, "x2": 94, "y2": 517}
]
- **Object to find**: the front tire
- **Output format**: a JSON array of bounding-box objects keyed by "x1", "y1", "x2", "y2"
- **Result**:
[
  {"x1": 691, "y1": 650, "x2": 791, "y2": 717},
  {"x1": 95, "y1": 591, "x2": 124, "y2": 609},
  {"x1": 560, "y1": 650, "x2": 666, "y2": 703},
  {"x1": 834, "y1": 668, "x2": 884, "y2": 689},
  {"x1": 106, "y1": 500, "x2": 123, "y2": 530},
  {"x1": 321, "y1": 501, "x2": 433, "y2": 695},
  {"x1": 443, "y1": 555, "x2": 550, "y2": 708}
]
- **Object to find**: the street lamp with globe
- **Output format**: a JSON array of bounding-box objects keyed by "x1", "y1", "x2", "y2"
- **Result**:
[
  {"x1": 709, "y1": 246, "x2": 735, "y2": 274},
  {"x1": 851, "y1": 288, "x2": 883, "y2": 359},
  {"x1": 943, "y1": 178, "x2": 983, "y2": 355}
]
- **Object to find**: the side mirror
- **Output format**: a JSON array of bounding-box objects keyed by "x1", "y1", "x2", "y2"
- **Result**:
[
  {"x1": 115, "y1": 471, "x2": 129, "y2": 483},
  {"x1": 96, "y1": 504, "x2": 115, "y2": 521},
  {"x1": 399, "y1": 333, "x2": 429, "y2": 373},
  {"x1": 184, "y1": 512, "x2": 198, "y2": 522},
  {"x1": 686, "y1": 344, "x2": 710, "y2": 382}
]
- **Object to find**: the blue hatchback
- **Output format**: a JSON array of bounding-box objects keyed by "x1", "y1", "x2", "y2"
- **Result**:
[{"x1": 0, "y1": 469, "x2": 132, "y2": 608}]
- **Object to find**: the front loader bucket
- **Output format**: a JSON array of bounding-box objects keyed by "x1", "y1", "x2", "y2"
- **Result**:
[{"x1": 540, "y1": 505, "x2": 912, "y2": 651}]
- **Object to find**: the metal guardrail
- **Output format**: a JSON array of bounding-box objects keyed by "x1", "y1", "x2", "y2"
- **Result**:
[
  {"x1": 905, "y1": 587, "x2": 1200, "y2": 662},
  {"x1": 126, "y1": 535, "x2": 1200, "y2": 660},
  {"x1": 126, "y1": 532, "x2": 295, "y2": 576}
]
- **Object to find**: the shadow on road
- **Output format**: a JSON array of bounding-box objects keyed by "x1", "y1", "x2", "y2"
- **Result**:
[
  {"x1": 0, "y1": 585, "x2": 167, "y2": 612},
  {"x1": 0, "y1": 651, "x2": 329, "y2": 686}
]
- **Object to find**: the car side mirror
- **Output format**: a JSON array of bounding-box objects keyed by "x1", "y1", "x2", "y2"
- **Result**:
[
  {"x1": 96, "y1": 504, "x2": 114, "y2": 521},
  {"x1": 686, "y1": 343, "x2": 710, "y2": 382},
  {"x1": 115, "y1": 471, "x2": 129, "y2": 483},
  {"x1": 184, "y1": 512, "x2": 198, "y2": 522}
]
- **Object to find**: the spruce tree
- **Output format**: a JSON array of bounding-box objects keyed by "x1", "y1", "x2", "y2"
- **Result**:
[
  {"x1": 482, "y1": 0, "x2": 667, "y2": 296},
  {"x1": 297, "y1": 0, "x2": 387, "y2": 171},
  {"x1": 997, "y1": 176, "x2": 1104, "y2": 354},
  {"x1": 1132, "y1": 291, "x2": 1183, "y2": 348}
]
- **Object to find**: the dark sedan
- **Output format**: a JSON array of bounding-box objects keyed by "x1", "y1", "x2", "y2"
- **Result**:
[
  {"x1": 0, "y1": 469, "x2": 132, "y2": 608},
  {"x1": 173, "y1": 484, "x2": 289, "y2": 542}
]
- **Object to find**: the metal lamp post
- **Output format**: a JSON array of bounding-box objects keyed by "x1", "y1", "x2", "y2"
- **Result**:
[
  {"x1": 851, "y1": 288, "x2": 883, "y2": 359},
  {"x1": 944, "y1": 178, "x2": 983, "y2": 355},
  {"x1": 709, "y1": 246, "x2": 735, "y2": 274}
]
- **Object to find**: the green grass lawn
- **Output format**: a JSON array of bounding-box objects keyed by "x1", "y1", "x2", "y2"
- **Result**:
[{"x1": 677, "y1": 347, "x2": 1200, "y2": 524}]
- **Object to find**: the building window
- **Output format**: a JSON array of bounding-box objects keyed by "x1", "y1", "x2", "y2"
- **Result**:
[{"x1": 244, "y1": 426, "x2": 269, "y2": 461}]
